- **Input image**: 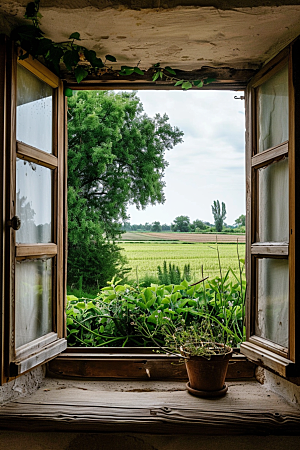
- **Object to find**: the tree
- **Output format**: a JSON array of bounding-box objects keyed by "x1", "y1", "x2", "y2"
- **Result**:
[
  {"x1": 151, "y1": 221, "x2": 162, "y2": 232},
  {"x1": 211, "y1": 200, "x2": 226, "y2": 232},
  {"x1": 172, "y1": 215, "x2": 190, "y2": 232},
  {"x1": 190, "y1": 219, "x2": 206, "y2": 232},
  {"x1": 67, "y1": 91, "x2": 183, "y2": 289},
  {"x1": 235, "y1": 214, "x2": 246, "y2": 227}
]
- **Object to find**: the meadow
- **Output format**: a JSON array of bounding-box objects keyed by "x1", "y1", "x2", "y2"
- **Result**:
[{"x1": 120, "y1": 241, "x2": 245, "y2": 283}]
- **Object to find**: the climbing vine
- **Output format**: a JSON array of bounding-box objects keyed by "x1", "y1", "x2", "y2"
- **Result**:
[{"x1": 11, "y1": 0, "x2": 215, "y2": 92}]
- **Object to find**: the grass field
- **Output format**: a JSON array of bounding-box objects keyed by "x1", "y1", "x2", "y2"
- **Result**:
[{"x1": 120, "y1": 241, "x2": 245, "y2": 283}]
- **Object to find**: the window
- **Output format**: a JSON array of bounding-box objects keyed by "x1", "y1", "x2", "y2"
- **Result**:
[
  {"x1": 0, "y1": 39, "x2": 67, "y2": 382},
  {"x1": 1, "y1": 35, "x2": 300, "y2": 384},
  {"x1": 240, "y1": 45, "x2": 300, "y2": 378}
]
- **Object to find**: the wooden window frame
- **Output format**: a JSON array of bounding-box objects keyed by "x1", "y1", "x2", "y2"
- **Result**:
[
  {"x1": 2, "y1": 35, "x2": 300, "y2": 384},
  {"x1": 240, "y1": 43, "x2": 300, "y2": 378},
  {"x1": 0, "y1": 39, "x2": 67, "y2": 384}
]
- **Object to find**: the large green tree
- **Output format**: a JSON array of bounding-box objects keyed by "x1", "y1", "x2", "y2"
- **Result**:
[{"x1": 67, "y1": 91, "x2": 183, "y2": 289}]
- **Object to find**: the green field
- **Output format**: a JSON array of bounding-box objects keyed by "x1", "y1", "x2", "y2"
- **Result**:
[{"x1": 120, "y1": 242, "x2": 245, "y2": 282}]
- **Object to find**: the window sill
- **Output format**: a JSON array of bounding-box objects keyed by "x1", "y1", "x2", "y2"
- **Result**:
[
  {"x1": 1, "y1": 378, "x2": 300, "y2": 434},
  {"x1": 47, "y1": 347, "x2": 256, "y2": 380}
]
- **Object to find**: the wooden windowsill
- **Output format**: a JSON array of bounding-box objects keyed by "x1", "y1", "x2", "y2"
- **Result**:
[
  {"x1": 1, "y1": 378, "x2": 300, "y2": 434},
  {"x1": 47, "y1": 347, "x2": 256, "y2": 380}
]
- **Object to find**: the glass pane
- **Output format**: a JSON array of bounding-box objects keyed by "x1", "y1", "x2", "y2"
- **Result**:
[
  {"x1": 258, "y1": 158, "x2": 289, "y2": 242},
  {"x1": 15, "y1": 258, "x2": 52, "y2": 348},
  {"x1": 257, "y1": 64, "x2": 288, "y2": 153},
  {"x1": 256, "y1": 258, "x2": 289, "y2": 348},
  {"x1": 17, "y1": 64, "x2": 53, "y2": 154},
  {"x1": 16, "y1": 159, "x2": 52, "y2": 244}
]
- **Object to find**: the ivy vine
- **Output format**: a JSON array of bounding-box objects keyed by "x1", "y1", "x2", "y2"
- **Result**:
[{"x1": 11, "y1": 0, "x2": 215, "y2": 94}]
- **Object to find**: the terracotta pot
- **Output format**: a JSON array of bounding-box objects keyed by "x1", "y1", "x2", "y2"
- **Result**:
[{"x1": 182, "y1": 346, "x2": 233, "y2": 393}]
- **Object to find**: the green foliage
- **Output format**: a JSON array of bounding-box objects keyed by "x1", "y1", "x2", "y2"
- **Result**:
[
  {"x1": 157, "y1": 261, "x2": 191, "y2": 285},
  {"x1": 211, "y1": 200, "x2": 227, "y2": 232},
  {"x1": 66, "y1": 265, "x2": 245, "y2": 348},
  {"x1": 172, "y1": 215, "x2": 190, "y2": 232},
  {"x1": 67, "y1": 91, "x2": 183, "y2": 290},
  {"x1": 235, "y1": 214, "x2": 246, "y2": 227},
  {"x1": 151, "y1": 221, "x2": 162, "y2": 232},
  {"x1": 14, "y1": 1, "x2": 217, "y2": 88}
]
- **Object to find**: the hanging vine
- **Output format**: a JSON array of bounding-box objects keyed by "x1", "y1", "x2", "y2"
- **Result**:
[{"x1": 11, "y1": 0, "x2": 215, "y2": 93}]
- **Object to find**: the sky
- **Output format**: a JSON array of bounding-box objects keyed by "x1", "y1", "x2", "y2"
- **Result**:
[{"x1": 126, "y1": 90, "x2": 245, "y2": 226}]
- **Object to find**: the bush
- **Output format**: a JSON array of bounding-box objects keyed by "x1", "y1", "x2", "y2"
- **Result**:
[{"x1": 66, "y1": 267, "x2": 246, "y2": 348}]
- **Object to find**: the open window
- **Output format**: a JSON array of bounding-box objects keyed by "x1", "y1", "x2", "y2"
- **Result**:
[
  {"x1": 1, "y1": 40, "x2": 67, "y2": 381},
  {"x1": 240, "y1": 44, "x2": 300, "y2": 378},
  {"x1": 2, "y1": 34, "x2": 300, "y2": 384}
]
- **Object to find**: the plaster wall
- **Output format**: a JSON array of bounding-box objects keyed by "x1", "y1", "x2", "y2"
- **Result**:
[
  {"x1": 2, "y1": 1, "x2": 300, "y2": 71},
  {"x1": 260, "y1": 368, "x2": 300, "y2": 407},
  {"x1": 0, "y1": 365, "x2": 45, "y2": 406},
  {"x1": 0, "y1": 432, "x2": 300, "y2": 450}
]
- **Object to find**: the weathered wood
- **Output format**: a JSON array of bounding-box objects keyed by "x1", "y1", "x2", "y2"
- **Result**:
[
  {"x1": 15, "y1": 332, "x2": 58, "y2": 361},
  {"x1": 241, "y1": 341, "x2": 295, "y2": 377},
  {"x1": 251, "y1": 243, "x2": 289, "y2": 256},
  {"x1": 251, "y1": 141, "x2": 288, "y2": 169},
  {"x1": 249, "y1": 335, "x2": 288, "y2": 358},
  {"x1": 47, "y1": 351, "x2": 255, "y2": 380},
  {"x1": 15, "y1": 243, "x2": 57, "y2": 258},
  {"x1": 10, "y1": 338, "x2": 67, "y2": 376},
  {"x1": 64, "y1": 67, "x2": 256, "y2": 90},
  {"x1": 16, "y1": 141, "x2": 58, "y2": 169},
  {"x1": 1, "y1": 380, "x2": 300, "y2": 435},
  {"x1": 17, "y1": 52, "x2": 60, "y2": 88}
]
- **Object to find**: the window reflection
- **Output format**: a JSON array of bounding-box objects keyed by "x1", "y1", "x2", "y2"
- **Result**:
[
  {"x1": 16, "y1": 159, "x2": 52, "y2": 244},
  {"x1": 17, "y1": 64, "x2": 53, "y2": 154}
]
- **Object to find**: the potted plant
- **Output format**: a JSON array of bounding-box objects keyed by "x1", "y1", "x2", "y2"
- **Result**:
[
  {"x1": 136, "y1": 315, "x2": 233, "y2": 398},
  {"x1": 165, "y1": 318, "x2": 233, "y2": 397}
]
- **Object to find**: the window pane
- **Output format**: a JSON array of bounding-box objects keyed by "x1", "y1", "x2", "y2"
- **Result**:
[
  {"x1": 256, "y1": 258, "x2": 289, "y2": 348},
  {"x1": 257, "y1": 64, "x2": 288, "y2": 153},
  {"x1": 15, "y1": 258, "x2": 52, "y2": 348},
  {"x1": 258, "y1": 158, "x2": 289, "y2": 242},
  {"x1": 17, "y1": 64, "x2": 53, "y2": 154},
  {"x1": 16, "y1": 159, "x2": 52, "y2": 244}
]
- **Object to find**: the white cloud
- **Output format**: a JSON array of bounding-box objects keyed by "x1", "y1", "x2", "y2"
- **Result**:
[{"x1": 126, "y1": 90, "x2": 245, "y2": 226}]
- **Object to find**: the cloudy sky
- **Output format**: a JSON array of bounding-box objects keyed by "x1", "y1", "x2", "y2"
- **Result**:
[{"x1": 126, "y1": 90, "x2": 245, "y2": 226}]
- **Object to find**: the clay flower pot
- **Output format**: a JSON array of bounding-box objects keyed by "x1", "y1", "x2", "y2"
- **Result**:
[{"x1": 181, "y1": 345, "x2": 233, "y2": 398}]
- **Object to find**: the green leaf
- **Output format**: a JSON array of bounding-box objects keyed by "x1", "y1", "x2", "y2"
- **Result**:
[
  {"x1": 74, "y1": 66, "x2": 88, "y2": 83},
  {"x1": 174, "y1": 80, "x2": 183, "y2": 86},
  {"x1": 105, "y1": 54, "x2": 117, "y2": 62},
  {"x1": 153, "y1": 63, "x2": 160, "y2": 68},
  {"x1": 36, "y1": 38, "x2": 52, "y2": 55},
  {"x1": 69, "y1": 32, "x2": 81, "y2": 40},
  {"x1": 63, "y1": 49, "x2": 79, "y2": 71},
  {"x1": 164, "y1": 66, "x2": 176, "y2": 75},
  {"x1": 84, "y1": 49, "x2": 104, "y2": 68},
  {"x1": 204, "y1": 77, "x2": 216, "y2": 84},
  {"x1": 182, "y1": 81, "x2": 193, "y2": 90},
  {"x1": 120, "y1": 66, "x2": 135, "y2": 76},
  {"x1": 152, "y1": 71, "x2": 160, "y2": 82},
  {"x1": 193, "y1": 80, "x2": 203, "y2": 87},
  {"x1": 134, "y1": 67, "x2": 144, "y2": 75},
  {"x1": 64, "y1": 87, "x2": 73, "y2": 97}
]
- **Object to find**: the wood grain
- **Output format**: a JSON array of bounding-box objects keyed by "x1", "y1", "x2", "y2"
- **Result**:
[
  {"x1": 47, "y1": 351, "x2": 255, "y2": 380},
  {"x1": 16, "y1": 141, "x2": 58, "y2": 169},
  {"x1": 251, "y1": 243, "x2": 289, "y2": 256},
  {"x1": 1, "y1": 380, "x2": 300, "y2": 435},
  {"x1": 16, "y1": 244, "x2": 57, "y2": 258},
  {"x1": 17, "y1": 53, "x2": 60, "y2": 88},
  {"x1": 251, "y1": 141, "x2": 288, "y2": 169}
]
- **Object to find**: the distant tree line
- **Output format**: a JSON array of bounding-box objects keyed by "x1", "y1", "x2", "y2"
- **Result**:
[{"x1": 122, "y1": 211, "x2": 245, "y2": 233}]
